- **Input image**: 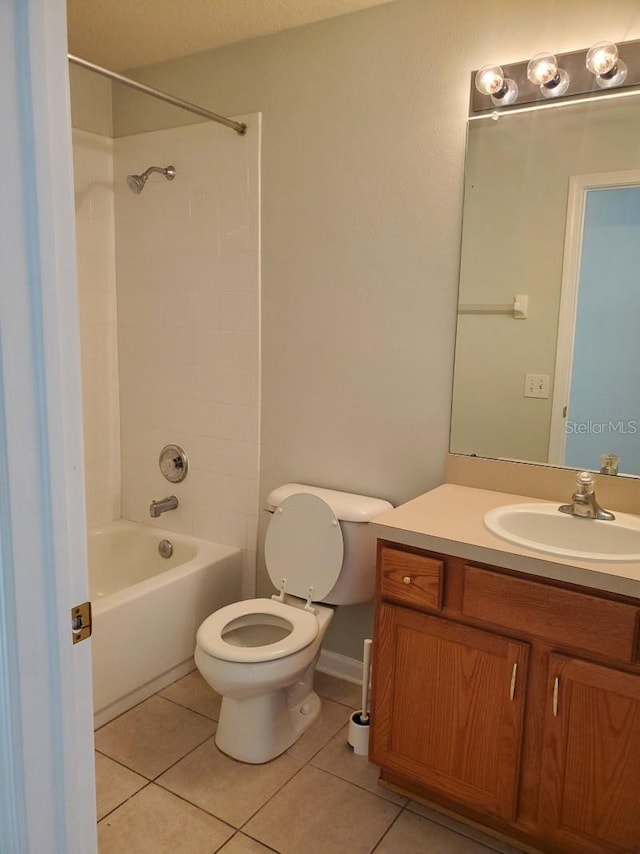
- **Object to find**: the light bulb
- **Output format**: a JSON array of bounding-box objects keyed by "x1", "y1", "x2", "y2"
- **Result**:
[
  {"x1": 527, "y1": 53, "x2": 558, "y2": 86},
  {"x1": 586, "y1": 41, "x2": 627, "y2": 89},
  {"x1": 475, "y1": 64, "x2": 518, "y2": 106},
  {"x1": 586, "y1": 41, "x2": 617, "y2": 75},
  {"x1": 527, "y1": 52, "x2": 570, "y2": 98}
]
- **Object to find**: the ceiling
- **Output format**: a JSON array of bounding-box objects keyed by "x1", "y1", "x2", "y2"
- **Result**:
[{"x1": 67, "y1": 0, "x2": 396, "y2": 71}]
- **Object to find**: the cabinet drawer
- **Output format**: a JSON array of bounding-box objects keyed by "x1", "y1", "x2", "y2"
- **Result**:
[
  {"x1": 379, "y1": 546, "x2": 443, "y2": 610},
  {"x1": 462, "y1": 565, "x2": 640, "y2": 663}
]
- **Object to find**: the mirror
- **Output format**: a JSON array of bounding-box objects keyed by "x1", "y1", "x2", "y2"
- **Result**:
[{"x1": 450, "y1": 95, "x2": 640, "y2": 476}]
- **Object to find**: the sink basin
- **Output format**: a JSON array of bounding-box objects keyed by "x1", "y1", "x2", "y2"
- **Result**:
[{"x1": 484, "y1": 503, "x2": 640, "y2": 562}]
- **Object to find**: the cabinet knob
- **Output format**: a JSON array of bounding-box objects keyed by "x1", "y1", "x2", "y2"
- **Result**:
[{"x1": 402, "y1": 576, "x2": 412, "y2": 585}]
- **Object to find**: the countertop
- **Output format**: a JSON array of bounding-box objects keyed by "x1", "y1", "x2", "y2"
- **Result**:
[{"x1": 371, "y1": 484, "x2": 640, "y2": 599}]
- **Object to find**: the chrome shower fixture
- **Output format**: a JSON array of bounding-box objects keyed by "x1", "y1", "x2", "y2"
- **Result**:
[{"x1": 126, "y1": 165, "x2": 176, "y2": 194}]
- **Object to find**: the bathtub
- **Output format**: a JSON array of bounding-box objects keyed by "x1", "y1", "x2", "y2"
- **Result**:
[{"x1": 89, "y1": 519, "x2": 242, "y2": 727}]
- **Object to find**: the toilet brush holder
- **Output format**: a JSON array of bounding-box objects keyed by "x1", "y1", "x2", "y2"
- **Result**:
[
  {"x1": 347, "y1": 637, "x2": 373, "y2": 756},
  {"x1": 347, "y1": 710, "x2": 370, "y2": 755}
]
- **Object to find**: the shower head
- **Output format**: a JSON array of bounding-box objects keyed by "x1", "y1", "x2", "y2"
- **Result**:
[
  {"x1": 126, "y1": 165, "x2": 176, "y2": 194},
  {"x1": 126, "y1": 174, "x2": 146, "y2": 194}
]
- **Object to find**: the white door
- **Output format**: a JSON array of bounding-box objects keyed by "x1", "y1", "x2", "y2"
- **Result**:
[
  {"x1": 549, "y1": 170, "x2": 640, "y2": 470},
  {"x1": 0, "y1": 1, "x2": 97, "y2": 853},
  {"x1": 565, "y1": 185, "x2": 640, "y2": 472}
]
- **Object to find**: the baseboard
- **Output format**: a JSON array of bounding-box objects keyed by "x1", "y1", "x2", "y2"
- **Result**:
[{"x1": 316, "y1": 649, "x2": 364, "y2": 685}]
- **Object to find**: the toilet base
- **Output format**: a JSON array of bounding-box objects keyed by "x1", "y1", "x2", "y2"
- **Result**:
[{"x1": 215, "y1": 685, "x2": 321, "y2": 764}]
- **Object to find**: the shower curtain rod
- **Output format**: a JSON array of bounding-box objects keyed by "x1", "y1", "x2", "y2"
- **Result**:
[{"x1": 68, "y1": 54, "x2": 247, "y2": 135}]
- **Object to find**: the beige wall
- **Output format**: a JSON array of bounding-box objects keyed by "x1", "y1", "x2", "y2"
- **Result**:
[
  {"x1": 69, "y1": 65, "x2": 113, "y2": 136},
  {"x1": 105, "y1": 0, "x2": 640, "y2": 659}
]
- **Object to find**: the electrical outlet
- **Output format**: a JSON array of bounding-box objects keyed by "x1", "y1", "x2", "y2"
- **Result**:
[{"x1": 524, "y1": 373, "x2": 550, "y2": 399}]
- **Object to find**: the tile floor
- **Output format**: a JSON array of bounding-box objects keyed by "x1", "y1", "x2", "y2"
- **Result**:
[{"x1": 95, "y1": 668, "x2": 528, "y2": 854}]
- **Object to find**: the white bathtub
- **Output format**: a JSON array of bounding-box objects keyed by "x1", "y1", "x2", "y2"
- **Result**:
[{"x1": 89, "y1": 520, "x2": 242, "y2": 727}]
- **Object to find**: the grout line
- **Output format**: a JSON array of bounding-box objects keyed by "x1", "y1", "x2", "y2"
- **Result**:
[
  {"x1": 94, "y1": 691, "x2": 162, "y2": 733},
  {"x1": 155, "y1": 690, "x2": 221, "y2": 723},
  {"x1": 152, "y1": 732, "x2": 218, "y2": 783},
  {"x1": 96, "y1": 779, "x2": 152, "y2": 824},
  {"x1": 284, "y1": 719, "x2": 349, "y2": 765},
  {"x1": 236, "y1": 763, "x2": 309, "y2": 833},
  {"x1": 369, "y1": 806, "x2": 405, "y2": 853},
  {"x1": 95, "y1": 721, "x2": 216, "y2": 782},
  {"x1": 227, "y1": 830, "x2": 280, "y2": 853},
  {"x1": 93, "y1": 666, "x2": 206, "y2": 731},
  {"x1": 149, "y1": 735, "x2": 305, "y2": 834},
  {"x1": 306, "y1": 759, "x2": 407, "y2": 808},
  {"x1": 94, "y1": 747, "x2": 154, "y2": 782},
  {"x1": 149, "y1": 777, "x2": 238, "y2": 837},
  {"x1": 404, "y1": 802, "x2": 527, "y2": 853}
]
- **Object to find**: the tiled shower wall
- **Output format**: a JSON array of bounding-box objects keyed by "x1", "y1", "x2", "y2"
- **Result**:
[
  {"x1": 114, "y1": 115, "x2": 261, "y2": 596},
  {"x1": 73, "y1": 129, "x2": 121, "y2": 529}
]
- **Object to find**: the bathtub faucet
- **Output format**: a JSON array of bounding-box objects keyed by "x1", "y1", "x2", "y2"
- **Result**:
[{"x1": 150, "y1": 495, "x2": 179, "y2": 518}]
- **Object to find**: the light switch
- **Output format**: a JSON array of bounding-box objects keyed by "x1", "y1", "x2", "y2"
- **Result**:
[{"x1": 524, "y1": 373, "x2": 550, "y2": 399}]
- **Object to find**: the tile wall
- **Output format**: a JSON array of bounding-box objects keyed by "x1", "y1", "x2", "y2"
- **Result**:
[
  {"x1": 114, "y1": 114, "x2": 261, "y2": 596},
  {"x1": 73, "y1": 129, "x2": 121, "y2": 529}
]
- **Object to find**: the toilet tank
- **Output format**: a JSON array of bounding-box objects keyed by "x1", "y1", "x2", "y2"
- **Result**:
[{"x1": 265, "y1": 484, "x2": 393, "y2": 606}]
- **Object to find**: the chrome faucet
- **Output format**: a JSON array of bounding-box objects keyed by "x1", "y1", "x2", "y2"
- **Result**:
[
  {"x1": 599, "y1": 453, "x2": 619, "y2": 476},
  {"x1": 558, "y1": 472, "x2": 614, "y2": 521},
  {"x1": 150, "y1": 495, "x2": 179, "y2": 518}
]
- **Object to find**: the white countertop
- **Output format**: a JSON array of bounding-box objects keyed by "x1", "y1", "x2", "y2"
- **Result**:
[{"x1": 371, "y1": 484, "x2": 640, "y2": 599}]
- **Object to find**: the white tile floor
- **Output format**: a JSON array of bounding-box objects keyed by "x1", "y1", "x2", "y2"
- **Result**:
[{"x1": 95, "y1": 668, "x2": 528, "y2": 854}]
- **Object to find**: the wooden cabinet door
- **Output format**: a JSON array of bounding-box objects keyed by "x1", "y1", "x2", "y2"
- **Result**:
[
  {"x1": 539, "y1": 654, "x2": 640, "y2": 853},
  {"x1": 371, "y1": 604, "x2": 529, "y2": 821}
]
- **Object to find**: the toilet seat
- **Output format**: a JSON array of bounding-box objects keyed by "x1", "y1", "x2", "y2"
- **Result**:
[{"x1": 196, "y1": 598, "x2": 319, "y2": 663}]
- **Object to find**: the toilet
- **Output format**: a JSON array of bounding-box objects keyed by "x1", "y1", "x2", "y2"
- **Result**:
[{"x1": 195, "y1": 483, "x2": 392, "y2": 764}]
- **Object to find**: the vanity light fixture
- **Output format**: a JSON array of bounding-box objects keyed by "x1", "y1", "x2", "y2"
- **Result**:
[
  {"x1": 527, "y1": 52, "x2": 570, "y2": 98},
  {"x1": 586, "y1": 41, "x2": 628, "y2": 88},
  {"x1": 474, "y1": 64, "x2": 519, "y2": 106},
  {"x1": 471, "y1": 37, "x2": 639, "y2": 115}
]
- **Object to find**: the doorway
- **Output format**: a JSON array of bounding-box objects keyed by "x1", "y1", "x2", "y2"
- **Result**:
[{"x1": 549, "y1": 172, "x2": 640, "y2": 475}]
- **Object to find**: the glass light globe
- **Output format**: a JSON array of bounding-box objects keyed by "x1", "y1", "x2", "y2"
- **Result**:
[
  {"x1": 586, "y1": 41, "x2": 617, "y2": 75},
  {"x1": 586, "y1": 41, "x2": 627, "y2": 88},
  {"x1": 540, "y1": 67, "x2": 570, "y2": 97},
  {"x1": 527, "y1": 52, "x2": 559, "y2": 86},
  {"x1": 475, "y1": 65, "x2": 518, "y2": 106},
  {"x1": 475, "y1": 65, "x2": 505, "y2": 96},
  {"x1": 527, "y1": 52, "x2": 570, "y2": 98}
]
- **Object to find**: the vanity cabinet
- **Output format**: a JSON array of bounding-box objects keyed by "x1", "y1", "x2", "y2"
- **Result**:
[
  {"x1": 374, "y1": 604, "x2": 528, "y2": 821},
  {"x1": 539, "y1": 655, "x2": 640, "y2": 853},
  {"x1": 370, "y1": 542, "x2": 640, "y2": 854}
]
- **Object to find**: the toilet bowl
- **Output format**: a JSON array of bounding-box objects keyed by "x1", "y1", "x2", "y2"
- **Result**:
[
  {"x1": 196, "y1": 596, "x2": 334, "y2": 763},
  {"x1": 195, "y1": 484, "x2": 393, "y2": 764}
]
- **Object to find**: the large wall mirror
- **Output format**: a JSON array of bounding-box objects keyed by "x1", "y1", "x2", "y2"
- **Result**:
[{"x1": 450, "y1": 95, "x2": 640, "y2": 476}]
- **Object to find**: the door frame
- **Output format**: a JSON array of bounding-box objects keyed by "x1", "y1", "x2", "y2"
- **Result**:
[
  {"x1": 548, "y1": 170, "x2": 640, "y2": 465},
  {"x1": 0, "y1": 1, "x2": 96, "y2": 852}
]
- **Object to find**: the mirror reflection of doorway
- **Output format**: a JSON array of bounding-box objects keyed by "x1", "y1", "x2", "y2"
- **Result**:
[{"x1": 550, "y1": 176, "x2": 640, "y2": 473}]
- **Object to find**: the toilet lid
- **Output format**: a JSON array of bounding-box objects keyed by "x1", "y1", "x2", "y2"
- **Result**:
[{"x1": 265, "y1": 493, "x2": 344, "y2": 601}]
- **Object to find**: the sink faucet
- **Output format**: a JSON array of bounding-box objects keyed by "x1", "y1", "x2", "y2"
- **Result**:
[
  {"x1": 558, "y1": 472, "x2": 614, "y2": 521},
  {"x1": 600, "y1": 453, "x2": 619, "y2": 476},
  {"x1": 150, "y1": 495, "x2": 179, "y2": 518}
]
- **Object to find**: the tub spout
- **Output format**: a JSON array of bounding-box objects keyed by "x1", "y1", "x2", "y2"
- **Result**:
[{"x1": 150, "y1": 495, "x2": 179, "y2": 517}]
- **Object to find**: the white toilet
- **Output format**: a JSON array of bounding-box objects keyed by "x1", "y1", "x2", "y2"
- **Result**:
[{"x1": 195, "y1": 483, "x2": 392, "y2": 764}]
